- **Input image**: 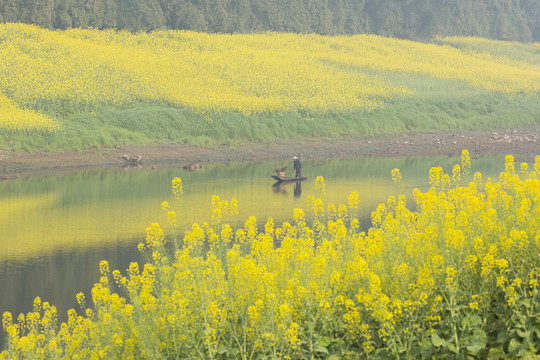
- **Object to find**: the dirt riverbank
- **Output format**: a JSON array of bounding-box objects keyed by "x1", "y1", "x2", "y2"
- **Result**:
[{"x1": 1, "y1": 128, "x2": 540, "y2": 179}]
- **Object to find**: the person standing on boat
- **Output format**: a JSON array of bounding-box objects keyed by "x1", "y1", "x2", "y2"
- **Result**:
[{"x1": 293, "y1": 156, "x2": 302, "y2": 178}]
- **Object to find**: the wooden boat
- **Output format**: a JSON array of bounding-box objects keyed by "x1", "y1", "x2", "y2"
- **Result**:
[{"x1": 272, "y1": 175, "x2": 307, "y2": 182}]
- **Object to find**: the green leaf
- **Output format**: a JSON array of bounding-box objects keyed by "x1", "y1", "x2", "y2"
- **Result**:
[
  {"x1": 470, "y1": 327, "x2": 487, "y2": 344},
  {"x1": 340, "y1": 350, "x2": 361, "y2": 360},
  {"x1": 517, "y1": 298, "x2": 531, "y2": 309},
  {"x1": 496, "y1": 329, "x2": 509, "y2": 343},
  {"x1": 431, "y1": 333, "x2": 447, "y2": 347},
  {"x1": 216, "y1": 346, "x2": 228, "y2": 354},
  {"x1": 463, "y1": 315, "x2": 482, "y2": 329},
  {"x1": 467, "y1": 342, "x2": 485, "y2": 355},
  {"x1": 522, "y1": 350, "x2": 540, "y2": 360},
  {"x1": 486, "y1": 347, "x2": 506, "y2": 360},
  {"x1": 508, "y1": 338, "x2": 523, "y2": 355},
  {"x1": 493, "y1": 306, "x2": 506, "y2": 316},
  {"x1": 375, "y1": 349, "x2": 392, "y2": 360},
  {"x1": 314, "y1": 344, "x2": 329, "y2": 354},
  {"x1": 448, "y1": 343, "x2": 459, "y2": 354},
  {"x1": 317, "y1": 335, "x2": 332, "y2": 347}
]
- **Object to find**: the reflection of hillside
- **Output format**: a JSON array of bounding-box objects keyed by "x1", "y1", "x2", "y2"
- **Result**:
[
  {"x1": 0, "y1": 195, "x2": 160, "y2": 258},
  {"x1": 0, "y1": 154, "x2": 504, "y2": 260},
  {"x1": 0, "y1": 193, "x2": 57, "y2": 214}
]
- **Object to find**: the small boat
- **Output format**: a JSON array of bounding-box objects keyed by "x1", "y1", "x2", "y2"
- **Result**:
[{"x1": 272, "y1": 175, "x2": 307, "y2": 182}]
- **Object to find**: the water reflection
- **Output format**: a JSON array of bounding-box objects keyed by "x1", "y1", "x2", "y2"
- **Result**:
[
  {"x1": 294, "y1": 181, "x2": 302, "y2": 199},
  {"x1": 0, "y1": 153, "x2": 509, "y2": 340},
  {"x1": 0, "y1": 244, "x2": 142, "y2": 328},
  {"x1": 272, "y1": 180, "x2": 303, "y2": 199},
  {"x1": 272, "y1": 181, "x2": 289, "y2": 196}
]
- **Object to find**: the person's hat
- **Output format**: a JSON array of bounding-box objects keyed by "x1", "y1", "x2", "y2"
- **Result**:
[{"x1": 293, "y1": 156, "x2": 298, "y2": 159}]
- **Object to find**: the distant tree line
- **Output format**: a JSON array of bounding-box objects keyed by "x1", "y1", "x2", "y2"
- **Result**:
[{"x1": 0, "y1": 0, "x2": 538, "y2": 42}]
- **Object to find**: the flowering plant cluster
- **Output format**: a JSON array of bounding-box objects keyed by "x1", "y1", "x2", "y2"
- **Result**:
[{"x1": 2, "y1": 151, "x2": 540, "y2": 359}]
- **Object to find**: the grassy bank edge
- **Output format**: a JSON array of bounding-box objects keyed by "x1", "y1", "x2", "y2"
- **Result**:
[{"x1": 1, "y1": 94, "x2": 539, "y2": 153}]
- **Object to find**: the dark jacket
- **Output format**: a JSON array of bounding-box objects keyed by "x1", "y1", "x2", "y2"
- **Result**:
[{"x1": 294, "y1": 159, "x2": 302, "y2": 170}]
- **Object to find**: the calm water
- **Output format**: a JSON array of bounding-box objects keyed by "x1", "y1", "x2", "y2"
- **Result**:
[{"x1": 0, "y1": 153, "x2": 510, "y2": 341}]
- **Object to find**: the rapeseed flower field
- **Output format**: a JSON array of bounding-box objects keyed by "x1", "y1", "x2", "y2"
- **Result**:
[
  {"x1": 0, "y1": 93, "x2": 59, "y2": 132},
  {"x1": 0, "y1": 23, "x2": 539, "y2": 134},
  {"x1": 2, "y1": 151, "x2": 540, "y2": 358}
]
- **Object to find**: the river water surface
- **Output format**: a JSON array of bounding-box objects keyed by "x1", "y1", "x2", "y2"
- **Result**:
[{"x1": 0, "y1": 153, "x2": 509, "y2": 341}]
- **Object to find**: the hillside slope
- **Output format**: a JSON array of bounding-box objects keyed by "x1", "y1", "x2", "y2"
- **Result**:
[{"x1": 0, "y1": 24, "x2": 539, "y2": 152}]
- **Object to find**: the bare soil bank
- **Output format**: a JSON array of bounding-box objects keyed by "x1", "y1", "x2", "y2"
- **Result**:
[{"x1": 1, "y1": 128, "x2": 540, "y2": 179}]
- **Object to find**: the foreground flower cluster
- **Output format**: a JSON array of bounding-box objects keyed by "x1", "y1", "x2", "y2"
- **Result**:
[{"x1": 2, "y1": 151, "x2": 540, "y2": 359}]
